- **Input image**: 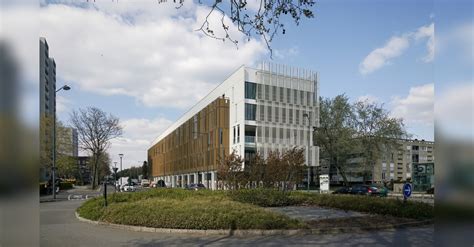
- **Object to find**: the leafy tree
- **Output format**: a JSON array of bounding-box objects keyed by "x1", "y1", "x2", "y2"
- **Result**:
[
  {"x1": 70, "y1": 107, "x2": 122, "y2": 189},
  {"x1": 315, "y1": 95, "x2": 409, "y2": 185},
  {"x1": 314, "y1": 95, "x2": 356, "y2": 185},
  {"x1": 352, "y1": 100, "x2": 409, "y2": 182}
]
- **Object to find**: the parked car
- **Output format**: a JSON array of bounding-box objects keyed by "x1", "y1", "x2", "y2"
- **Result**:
[
  {"x1": 332, "y1": 186, "x2": 351, "y2": 194},
  {"x1": 349, "y1": 184, "x2": 379, "y2": 196},
  {"x1": 141, "y1": 179, "x2": 150, "y2": 187},
  {"x1": 370, "y1": 185, "x2": 389, "y2": 197},
  {"x1": 186, "y1": 183, "x2": 206, "y2": 191},
  {"x1": 121, "y1": 183, "x2": 136, "y2": 192}
]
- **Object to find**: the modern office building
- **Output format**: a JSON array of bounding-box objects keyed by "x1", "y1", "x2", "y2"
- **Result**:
[
  {"x1": 39, "y1": 37, "x2": 57, "y2": 182},
  {"x1": 148, "y1": 63, "x2": 320, "y2": 189},
  {"x1": 329, "y1": 139, "x2": 435, "y2": 190}
]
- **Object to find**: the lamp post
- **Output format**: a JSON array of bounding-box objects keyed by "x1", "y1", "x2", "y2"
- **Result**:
[
  {"x1": 113, "y1": 162, "x2": 118, "y2": 191},
  {"x1": 303, "y1": 113, "x2": 311, "y2": 192},
  {"x1": 52, "y1": 84, "x2": 71, "y2": 199},
  {"x1": 119, "y1": 154, "x2": 124, "y2": 186}
]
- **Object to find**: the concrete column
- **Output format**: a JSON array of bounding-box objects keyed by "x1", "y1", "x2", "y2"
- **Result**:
[
  {"x1": 186, "y1": 174, "x2": 190, "y2": 185},
  {"x1": 194, "y1": 173, "x2": 198, "y2": 184},
  {"x1": 211, "y1": 171, "x2": 216, "y2": 190},
  {"x1": 171, "y1": 176, "x2": 176, "y2": 188}
]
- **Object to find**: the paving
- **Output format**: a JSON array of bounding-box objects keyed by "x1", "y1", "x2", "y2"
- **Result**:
[
  {"x1": 41, "y1": 199, "x2": 434, "y2": 246},
  {"x1": 266, "y1": 206, "x2": 367, "y2": 221}
]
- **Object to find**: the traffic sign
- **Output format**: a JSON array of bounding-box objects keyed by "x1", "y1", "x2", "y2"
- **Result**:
[{"x1": 403, "y1": 183, "x2": 412, "y2": 199}]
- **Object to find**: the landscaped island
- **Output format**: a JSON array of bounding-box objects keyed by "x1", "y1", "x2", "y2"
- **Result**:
[{"x1": 77, "y1": 189, "x2": 433, "y2": 230}]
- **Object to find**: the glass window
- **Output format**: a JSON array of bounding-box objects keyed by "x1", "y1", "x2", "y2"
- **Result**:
[
  {"x1": 275, "y1": 107, "x2": 279, "y2": 122},
  {"x1": 296, "y1": 109, "x2": 300, "y2": 125},
  {"x1": 289, "y1": 109, "x2": 293, "y2": 124},
  {"x1": 265, "y1": 85, "x2": 270, "y2": 100},
  {"x1": 287, "y1": 88, "x2": 291, "y2": 103},
  {"x1": 267, "y1": 106, "x2": 272, "y2": 122},
  {"x1": 245, "y1": 82, "x2": 256, "y2": 99},
  {"x1": 307, "y1": 92, "x2": 311, "y2": 106},
  {"x1": 279, "y1": 87, "x2": 284, "y2": 102},
  {"x1": 272, "y1": 86, "x2": 277, "y2": 101},
  {"x1": 282, "y1": 108, "x2": 286, "y2": 123},
  {"x1": 245, "y1": 103, "x2": 256, "y2": 120},
  {"x1": 293, "y1": 89, "x2": 298, "y2": 105},
  {"x1": 259, "y1": 105, "x2": 265, "y2": 121},
  {"x1": 257, "y1": 84, "x2": 262, "y2": 99}
]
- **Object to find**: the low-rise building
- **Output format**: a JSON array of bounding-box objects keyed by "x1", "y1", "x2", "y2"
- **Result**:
[{"x1": 148, "y1": 63, "x2": 320, "y2": 189}]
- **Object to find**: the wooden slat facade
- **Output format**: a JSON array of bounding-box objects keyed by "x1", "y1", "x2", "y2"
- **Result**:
[{"x1": 148, "y1": 97, "x2": 230, "y2": 177}]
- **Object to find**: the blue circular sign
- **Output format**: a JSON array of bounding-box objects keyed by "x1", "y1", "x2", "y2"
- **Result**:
[{"x1": 403, "y1": 183, "x2": 412, "y2": 198}]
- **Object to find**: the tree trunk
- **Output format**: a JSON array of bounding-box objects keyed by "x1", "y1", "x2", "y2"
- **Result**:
[{"x1": 336, "y1": 166, "x2": 349, "y2": 186}]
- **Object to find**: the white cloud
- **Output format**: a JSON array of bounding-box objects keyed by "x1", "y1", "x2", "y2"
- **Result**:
[
  {"x1": 359, "y1": 35, "x2": 410, "y2": 75},
  {"x1": 391, "y1": 83, "x2": 434, "y2": 126},
  {"x1": 436, "y1": 83, "x2": 474, "y2": 141},
  {"x1": 39, "y1": 3, "x2": 266, "y2": 109},
  {"x1": 274, "y1": 46, "x2": 300, "y2": 59},
  {"x1": 107, "y1": 117, "x2": 173, "y2": 169},
  {"x1": 413, "y1": 23, "x2": 434, "y2": 62},
  {"x1": 359, "y1": 23, "x2": 434, "y2": 74},
  {"x1": 56, "y1": 95, "x2": 71, "y2": 114}
]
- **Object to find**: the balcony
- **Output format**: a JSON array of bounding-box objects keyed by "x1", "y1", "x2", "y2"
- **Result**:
[{"x1": 245, "y1": 136, "x2": 255, "y2": 143}]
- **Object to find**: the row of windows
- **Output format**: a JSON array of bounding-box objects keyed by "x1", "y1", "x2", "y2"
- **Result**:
[
  {"x1": 257, "y1": 105, "x2": 312, "y2": 125},
  {"x1": 256, "y1": 126, "x2": 310, "y2": 145},
  {"x1": 256, "y1": 84, "x2": 315, "y2": 106}
]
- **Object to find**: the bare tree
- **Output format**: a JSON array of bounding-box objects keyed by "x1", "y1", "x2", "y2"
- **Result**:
[
  {"x1": 70, "y1": 107, "x2": 122, "y2": 189},
  {"x1": 281, "y1": 147, "x2": 305, "y2": 191},
  {"x1": 85, "y1": 0, "x2": 315, "y2": 55},
  {"x1": 217, "y1": 150, "x2": 244, "y2": 190}
]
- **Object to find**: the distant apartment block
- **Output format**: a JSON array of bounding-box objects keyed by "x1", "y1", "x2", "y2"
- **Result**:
[
  {"x1": 148, "y1": 63, "x2": 320, "y2": 189},
  {"x1": 57, "y1": 127, "x2": 79, "y2": 157},
  {"x1": 329, "y1": 139, "x2": 434, "y2": 191},
  {"x1": 39, "y1": 37, "x2": 57, "y2": 181}
]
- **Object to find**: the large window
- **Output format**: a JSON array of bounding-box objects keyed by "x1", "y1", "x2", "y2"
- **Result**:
[
  {"x1": 245, "y1": 82, "x2": 256, "y2": 99},
  {"x1": 245, "y1": 103, "x2": 257, "y2": 120}
]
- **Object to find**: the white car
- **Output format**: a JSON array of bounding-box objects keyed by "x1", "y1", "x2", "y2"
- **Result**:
[
  {"x1": 141, "y1": 179, "x2": 150, "y2": 187},
  {"x1": 121, "y1": 183, "x2": 136, "y2": 192}
]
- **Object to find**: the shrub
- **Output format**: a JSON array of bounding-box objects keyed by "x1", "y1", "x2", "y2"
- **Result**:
[
  {"x1": 59, "y1": 181, "x2": 73, "y2": 190},
  {"x1": 77, "y1": 189, "x2": 306, "y2": 230},
  {"x1": 229, "y1": 188, "x2": 301, "y2": 207},
  {"x1": 288, "y1": 192, "x2": 434, "y2": 220}
]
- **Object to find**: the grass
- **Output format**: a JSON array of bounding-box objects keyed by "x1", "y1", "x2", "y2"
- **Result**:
[
  {"x1": 77, "y1": 188, "x2": 434, "y2": 230},
  {"x1": 77, "y1": 189, "x2": 305, "y2": 230}
]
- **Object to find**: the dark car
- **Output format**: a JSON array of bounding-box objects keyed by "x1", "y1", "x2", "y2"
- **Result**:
[
  {"x1": 349, "y1": 185, "x2": 379, "y2": 196},
  {"x1": 186, "y1": 183, "x2": 206, "y2": 191},
  {"x1": 332, "y1": 186, "x2": 351, "y2": 194}
]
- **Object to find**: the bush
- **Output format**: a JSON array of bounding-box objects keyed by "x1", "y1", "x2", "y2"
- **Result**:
[
  {"x1": 77, "y1": 189, "x2": 306, "y2": 230},
  {"x1": 59, "y1": 181, "x2": 73, "y2": 190},
  {"x1": 288, "y1": 192, "x2": 434, "y2": 220},
  {"x1": 229, "y1": 189, "x2": 301, "y2": 207}
]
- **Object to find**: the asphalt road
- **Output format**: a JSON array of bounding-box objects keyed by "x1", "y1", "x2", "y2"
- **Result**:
[{"x1": 40, "y1": 196, "x2": 434, "y2": 247}]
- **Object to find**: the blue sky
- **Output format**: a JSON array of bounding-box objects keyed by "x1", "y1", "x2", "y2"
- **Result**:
[{"x1": 33, "y1": 0, "x2": 472, "y2": 168}]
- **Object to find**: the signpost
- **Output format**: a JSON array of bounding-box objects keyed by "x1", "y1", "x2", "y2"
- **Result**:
[
  {"x1": 403, "y1": 183, "x2": 412, "y2": 203},
  {"x1": 319, "y1": 174, "x2": 330, "y2": 193}
]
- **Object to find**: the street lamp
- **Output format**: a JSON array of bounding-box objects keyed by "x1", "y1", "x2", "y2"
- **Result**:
[
  {"x1": 113, "y1": 162, "x2": 118, "y2": 191},
  {"x1": 303, "y1": 113, "x2": 311, "y2": 192},
  {"x1": 52, "y1": 84, "x2": 71, "y2": 199},
  {"x1": 119, "y1": 154, "x2": 124, "y2": 186}
]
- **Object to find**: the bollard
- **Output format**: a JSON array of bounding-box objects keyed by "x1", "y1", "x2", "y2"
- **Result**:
[{"x1": 103, "y1": 181, "x2": 107, "y2": 207}]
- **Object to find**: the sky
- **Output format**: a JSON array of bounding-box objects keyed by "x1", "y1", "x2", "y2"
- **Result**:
[{"x1": 6, "y1": 0, "x2": 470, "y2": 169}]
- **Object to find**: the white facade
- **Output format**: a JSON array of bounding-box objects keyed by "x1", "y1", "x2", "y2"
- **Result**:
[{"x1": 150, "y1": 63, "x2": 320, "y2": 187}]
